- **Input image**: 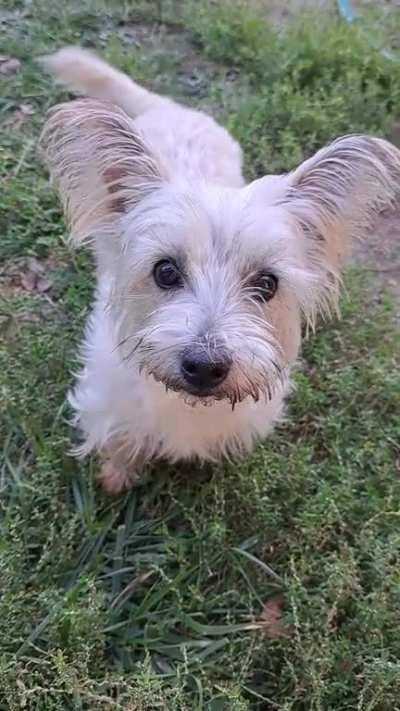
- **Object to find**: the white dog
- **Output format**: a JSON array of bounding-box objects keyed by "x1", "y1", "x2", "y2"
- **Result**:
[{"x1": 40, "y1": 47, "x2": 400, "y2": 493}]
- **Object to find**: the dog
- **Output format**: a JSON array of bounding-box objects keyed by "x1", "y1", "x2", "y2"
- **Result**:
[{"x1": 40, "y1": 47, "x2": 400, "y2": 494}]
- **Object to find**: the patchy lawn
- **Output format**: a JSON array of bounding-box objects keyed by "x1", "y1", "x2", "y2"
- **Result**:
[{"x1": 0, "y1": 1, "x2": 399, "y2": 708}]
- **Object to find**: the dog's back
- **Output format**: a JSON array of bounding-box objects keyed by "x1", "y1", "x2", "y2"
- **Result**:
[{"x1": 41, "y1": 47, "x2": 244, "y2": 187}]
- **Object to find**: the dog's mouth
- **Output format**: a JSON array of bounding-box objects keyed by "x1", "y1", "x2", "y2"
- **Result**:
[
  {"x1": 146, "y1": 368, "x2": 285, "y2": 408},
  {"x1": 150, "y1": 371, "x2": 231, "y2": 403},
  {"x1": 181, "y1": 385, "x2": 235, "y2": 405}
]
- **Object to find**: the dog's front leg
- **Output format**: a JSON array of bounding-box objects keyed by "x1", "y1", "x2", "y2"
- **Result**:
[{"x1": 98, "y1": 443, "x2": 145, "y2": 495}]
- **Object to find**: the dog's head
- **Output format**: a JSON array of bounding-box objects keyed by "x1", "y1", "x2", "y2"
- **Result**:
[{"x1": 41, "y1": 99, "x2": 400, "y2": 405}]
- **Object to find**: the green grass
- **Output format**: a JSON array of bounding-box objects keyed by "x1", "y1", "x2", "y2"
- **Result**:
[{"x1": 1, "y1": 1, "x2": 400, "y2": 708}]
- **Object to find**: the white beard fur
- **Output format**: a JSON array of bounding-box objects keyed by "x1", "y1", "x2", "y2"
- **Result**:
[{"x1": 70, "y1": 277, "x2": 288, "y2": 465}]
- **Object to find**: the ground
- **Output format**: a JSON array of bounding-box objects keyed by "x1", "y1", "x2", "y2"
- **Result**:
[{"x1": 0, "y1": 1, "x2": 400, "y2": 709}]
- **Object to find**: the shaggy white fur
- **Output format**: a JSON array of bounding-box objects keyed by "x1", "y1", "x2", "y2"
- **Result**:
[{"x1": 40, "y1": 47, "x2": 400, "y2": 493}]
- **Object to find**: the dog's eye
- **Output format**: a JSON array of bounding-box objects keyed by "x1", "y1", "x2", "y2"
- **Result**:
[
  {"x1": 153, "y1": 259, "x2": 183, "y2": 289},
  {"x1": 253, "y1": 273, "x2": 279, "y2": 302}
]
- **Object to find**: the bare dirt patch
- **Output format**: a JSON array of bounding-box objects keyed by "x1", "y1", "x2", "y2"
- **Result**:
[{"x1": 351, "y1": 210, "x2": 400, "y2": 319}]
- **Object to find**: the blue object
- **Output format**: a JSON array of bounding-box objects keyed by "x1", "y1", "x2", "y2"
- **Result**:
[
  {"x1": 336, "y1": 0, "x2": 357, "y2": 23},
  {"x1": 337, "y1": 0, "x2": 398, "y2": 62}
]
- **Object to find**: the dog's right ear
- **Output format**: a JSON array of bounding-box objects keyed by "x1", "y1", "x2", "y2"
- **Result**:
[{"x1": 40, "y1": 99, "x2": 165, "y2": 246}]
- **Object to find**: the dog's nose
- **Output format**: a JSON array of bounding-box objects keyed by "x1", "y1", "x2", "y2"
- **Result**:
[{"x1": 181, "y1": 349, "x2": 231, "y2": 392}]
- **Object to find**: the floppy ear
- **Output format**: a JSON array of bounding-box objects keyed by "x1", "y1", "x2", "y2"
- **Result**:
[
  {"x1": 40, "y1": 98, "x2": 165, "y2": 247},
  {"x1": 280, "y1": 135, "x2": 400, "y2": 316}
]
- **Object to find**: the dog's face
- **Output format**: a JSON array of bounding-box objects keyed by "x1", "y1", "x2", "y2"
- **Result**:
[
  {"x1": 112, "y1": 183, "x2": 305, "y2": 405},
  {"x1": 42, "y1": 100, "x2": 400, "y2": 405}
]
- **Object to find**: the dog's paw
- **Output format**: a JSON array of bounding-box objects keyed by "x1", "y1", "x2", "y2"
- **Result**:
[{"x1": 98, "y1": 460, "x2": 138, "y2": 495}]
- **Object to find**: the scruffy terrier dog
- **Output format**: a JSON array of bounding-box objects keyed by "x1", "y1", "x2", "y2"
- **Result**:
[{"x1": 41, "y1": 47, "x2": 400, "y2": 494}]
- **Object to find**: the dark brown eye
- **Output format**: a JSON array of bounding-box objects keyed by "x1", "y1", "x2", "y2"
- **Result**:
[
  {"x1": 253, "y1": 272, "x2": 279, "y2": 303},
  {"x1": 153, "y1": 259, "x2": 183, "y2": 290}
]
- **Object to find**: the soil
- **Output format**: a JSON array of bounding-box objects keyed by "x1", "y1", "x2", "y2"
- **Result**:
[{"x1": 351, "y1": 209, "x2": 400, "y2": 320}]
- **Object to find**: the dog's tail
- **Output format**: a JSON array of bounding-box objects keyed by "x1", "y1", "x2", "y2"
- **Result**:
[{"x1": 40, "y1": 46, "x2": 166, "y2": 118}]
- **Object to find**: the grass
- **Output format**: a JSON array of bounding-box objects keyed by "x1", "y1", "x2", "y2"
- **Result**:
[{"x1": 1, "y1": 0, "x2": 400, "y2": 708}]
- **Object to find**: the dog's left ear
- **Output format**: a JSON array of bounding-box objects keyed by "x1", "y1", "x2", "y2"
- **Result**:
[
  {"x1": 41, "y1": 98, "x2": 166, "y2": 247},
  {"x1": 279, "y1": 135, "x2": 400, "y2": 316}
]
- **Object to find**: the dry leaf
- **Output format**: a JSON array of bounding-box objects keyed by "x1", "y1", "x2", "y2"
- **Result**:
[
  {"x1": 36, "y1": 277, "x2": 52, "y2": 293},
  {"x1": 0, "y1": 57, "x2": 21, "y2": 75},
  {"x1": 20, "y1": 258, "x2": 53, "y2": 294},
  {"x1": 4, "y1": 103, "x2": 35, "y2": 130},
  {"x1": 21, "y1": 271, "x2": 37, "y2": 292},
  {"x1": 111, "y1": 571, "x2": 155, "y2": 610},
  {"x1": 19, "y1": 103, "x2": 35, "y2": 115},
  {"x1": 27, "y1": 257, "x2": 45, "y2": 275},
  {"x1": 257, "y1": 595, "x2": 286, "y2": 639},
  {"x1": 14, "y1": 103, "x2": 35, "y2": 124}
]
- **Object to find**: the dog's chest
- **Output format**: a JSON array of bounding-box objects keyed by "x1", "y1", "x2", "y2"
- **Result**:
[
  {"x1": 110, "y1": 372, "x2": 283, "y2": 462},
  {"x1": 74, "y1": 298, "x2": 286, "y2": 463}
]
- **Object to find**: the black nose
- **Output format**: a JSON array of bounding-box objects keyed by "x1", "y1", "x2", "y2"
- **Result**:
[{"x1": 181, "y1": 349, "x2": 231, "y2": 393}]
